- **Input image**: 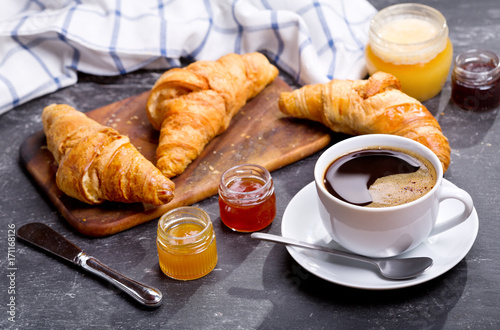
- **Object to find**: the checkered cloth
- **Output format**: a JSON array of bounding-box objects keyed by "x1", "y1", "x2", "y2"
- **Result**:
[{"x1": 0, "y1": 0, "x2": 376, "y2": 114}]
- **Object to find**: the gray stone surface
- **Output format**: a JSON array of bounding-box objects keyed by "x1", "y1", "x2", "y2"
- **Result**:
[{"x1": 1, "y1": 0, "x2": 499, "y2": 328}]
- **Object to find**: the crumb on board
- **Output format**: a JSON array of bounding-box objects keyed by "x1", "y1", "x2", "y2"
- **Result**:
[{"x1": 208, "y1": 165, "x2": 220, "y2": 174}]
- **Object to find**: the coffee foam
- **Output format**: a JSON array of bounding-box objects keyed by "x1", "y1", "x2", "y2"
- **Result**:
[{"x1": 366, "y1": 148, "x2": 436, "y2": 207}]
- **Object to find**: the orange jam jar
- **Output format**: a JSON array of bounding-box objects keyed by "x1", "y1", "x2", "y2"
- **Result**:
[
  {"x1": 218, "y1": 164, "x2": 276, "y2": 232},
  {"x1": 157, "y1": 207, "x2": 217, "y2": 280},
  {"x1": 365, "y1": 3, "x2": 453, "y2": 101}
]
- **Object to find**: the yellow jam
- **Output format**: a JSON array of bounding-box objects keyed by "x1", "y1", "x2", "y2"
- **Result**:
[
  {"x1": 157, "y1": 208, "x2": 217, "y2": 281},
  {"x1": 377, "y1": 18, "x2": 438, "y2": 46},
  {"x1": 366, "y1": 39, "x2": 453, "y2": 101},
  {"x1": 366, "y1": 4, "x2": 453, "y2": 101}
]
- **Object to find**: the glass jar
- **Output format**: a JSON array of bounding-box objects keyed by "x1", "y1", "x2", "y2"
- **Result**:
[
  {"x1": 218, "y1": 164, "x2": 276, "y2": 232},
  {"x1": 451, "y1": 49, "x2": 500, "y2": 111},
  {"x1": 157, "y1": 206, "x2": 217, "y2": 280},
  {"x1": 365, "y1": 3, "x2": 453, "y2": 101}
]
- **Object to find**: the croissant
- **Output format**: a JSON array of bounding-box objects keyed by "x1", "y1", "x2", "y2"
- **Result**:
[
  {"x1": 42, "y1": 104, "x2": 175, "y2": 205},
  {"x1": 146, "y1": 52, "x2": 279, "y2": 178},
  {"x1": 278, "y1": 72, "x2": 451, "y2": 172}
]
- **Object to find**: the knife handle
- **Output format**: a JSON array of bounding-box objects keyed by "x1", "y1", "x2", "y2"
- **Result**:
[{"x1": 77, "y1": 253, "x2": 162, "y2": 307}]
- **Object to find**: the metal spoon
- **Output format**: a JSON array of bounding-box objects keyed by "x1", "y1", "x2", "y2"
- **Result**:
[{"x1": 251, "y1": 233, "x2": 433, "y2": 280}]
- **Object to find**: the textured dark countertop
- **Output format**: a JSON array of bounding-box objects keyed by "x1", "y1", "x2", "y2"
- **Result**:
[{"x1": 1, "y1": 0, "x2": 499, "y2": 328}]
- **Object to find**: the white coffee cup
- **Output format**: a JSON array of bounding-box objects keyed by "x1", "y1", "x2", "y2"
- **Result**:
[{"x1": 314, "y1": 134, "x2": 474, "y2": 258}]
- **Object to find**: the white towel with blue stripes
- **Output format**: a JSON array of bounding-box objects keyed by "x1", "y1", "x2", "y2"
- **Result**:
[{"x1": 0, "y1": 0, "x2": 376, "y2": 114}]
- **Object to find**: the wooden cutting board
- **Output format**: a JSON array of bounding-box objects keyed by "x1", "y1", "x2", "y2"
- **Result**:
[{"x1": 20, "y1": 77, "x2": 331, "y2": 237}]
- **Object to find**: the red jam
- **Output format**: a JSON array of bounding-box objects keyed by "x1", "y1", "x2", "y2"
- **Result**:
[
  {"x1": 218, "y1": 165, "x2": 276, "y2": 232},
  {"x1": 451, "y1": 50, "x2": 500, "y2": 111}
]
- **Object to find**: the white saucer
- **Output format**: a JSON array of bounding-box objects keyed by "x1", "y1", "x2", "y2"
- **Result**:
[{"x1": 281, "y1": 180, "x2": 479, "y2": 290}]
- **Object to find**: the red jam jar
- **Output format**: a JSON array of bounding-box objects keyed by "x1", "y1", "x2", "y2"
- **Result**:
[
  {"x1": 218, "y1": 164, "x2": 276, "y2": 232},
  {"x1": 451, "y1": 49, "x2": 500, "y2": 111}
]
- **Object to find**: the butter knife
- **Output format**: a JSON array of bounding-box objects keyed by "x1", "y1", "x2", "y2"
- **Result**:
[{"x1": 17, "y1": 222, "x2": 162, "y2": 307}]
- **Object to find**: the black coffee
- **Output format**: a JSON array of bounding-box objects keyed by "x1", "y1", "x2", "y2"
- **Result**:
[{"x1": 324, "y1": 147, "x2": 437, "y2": 207}]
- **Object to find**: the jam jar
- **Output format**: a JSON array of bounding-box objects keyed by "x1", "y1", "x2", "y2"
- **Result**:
[
  {"x1": 157, "y1": 207, "x2": 218, "y2": 280},
  {"x1": 451, "y1": 49, "x2": 500, "y2": 111},
  {"x1": 365, "y1": 3, "x2": 453, "y2": 101},
  {"x1": 218, "y1": 164, "x2": 276, "y2": 232}
]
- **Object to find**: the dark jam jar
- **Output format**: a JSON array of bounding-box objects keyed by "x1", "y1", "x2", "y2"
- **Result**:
[
  {"x1": 451, "y1": 49, "x2": 500, "y2": 111},
  {"x1": 218, "y1": 164, "x2": 276, "y2": 232}
]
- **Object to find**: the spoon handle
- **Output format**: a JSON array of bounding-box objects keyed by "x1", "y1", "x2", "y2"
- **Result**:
[{"x1": 251, "y1": 233, "x2": 374, "y2": 266}]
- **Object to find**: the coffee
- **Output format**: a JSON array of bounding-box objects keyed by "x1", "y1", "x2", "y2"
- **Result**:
[{"x1": 324, "y1": 147, "x2": 437, "y2": 207}]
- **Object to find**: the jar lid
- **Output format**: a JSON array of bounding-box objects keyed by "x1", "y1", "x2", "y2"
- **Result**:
[{"x1": 369, "y1": 3, "x2": 449, "y2": 64}]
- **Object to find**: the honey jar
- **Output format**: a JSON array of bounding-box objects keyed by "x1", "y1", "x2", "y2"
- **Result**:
[
  {"x1": 365, "y1": 3, "x2": 453, "y2": 101},
  {"x1": 218, "y1": 164, "x2": 276, "y2": 232},
  {"x1": 157, "y1": 207, "x2": 217, "y2": 280},
  {"x1": 451, "y1": 49, "x2": 500, "y2": 111}
]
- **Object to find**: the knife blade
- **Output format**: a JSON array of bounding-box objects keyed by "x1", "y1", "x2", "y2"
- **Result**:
[{"x1": 17, "y1": 222, "x2": 162, "y2": 307}]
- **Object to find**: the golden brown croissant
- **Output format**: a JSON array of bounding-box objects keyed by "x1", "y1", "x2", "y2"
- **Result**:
[
  {"x1": 146, "y1": 52, "x2": 279, "y2": 177},
  {"x1": 42, "y1": 104, "x2": 175, "y2": 205},
  {"x1": 278, "y1": 72, "x2": 451, "y2": 172}
]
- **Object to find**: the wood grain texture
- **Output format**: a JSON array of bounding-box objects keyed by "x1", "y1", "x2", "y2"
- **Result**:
[{"x1": 20, "y1": 77, "x2": 331, "y2": 236}]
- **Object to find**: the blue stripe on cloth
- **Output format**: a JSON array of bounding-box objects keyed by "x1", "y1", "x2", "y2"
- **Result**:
[
  {"x1": 313, "y1": 1, "x2": 336, "y2": 79},
  {"x1": 269, "y1": 10, "x2": 284, "y2": 63},
  {"x1": 157, "y1": 0, "x2": 167, "y2": 57},
  {"x1": 0, "y1": 58, "x2": 70, "y2": 113},
  {"x1": 187, "y1": 0, "x2": 213, "y2": 59},
  {"x1": 8, "y1": 17, "x2": 63, "y2": 105},
  {"x1": 0, "y1": 74, "x2": 20, "y2": 109},
  {"x1": 27, "y1": 0, "x2": 46, "y2": 11},
  {"x1": 340, "y1": 1, "x2": 364, "y2": 50},
  {"x1": 109, "y1": 0, "x2": 126, "y2": 74},
  {"x1": 231, "y1": 0, "x2": 244, "y2": 54},
  {"x1": 212, "y1": 24, "x2": 239, "y2": 34},
  {"x1": 44, "y1": 5, "x2": 162, "y2": 55},
  {"x1": 10, "y1": 74, "x2": 65, "y2": 111},
  {"x1": 60, "y1": 1, "x2": 81, "y2": 73}
]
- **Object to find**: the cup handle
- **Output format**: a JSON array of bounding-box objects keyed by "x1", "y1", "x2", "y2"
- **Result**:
[{"x1": 429, "y1": 184, "x2": 474, "y2": 237}]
